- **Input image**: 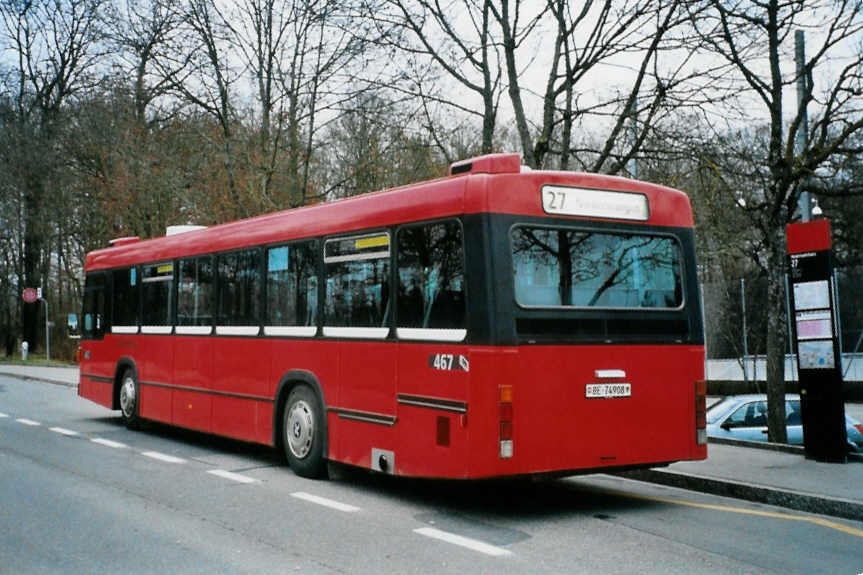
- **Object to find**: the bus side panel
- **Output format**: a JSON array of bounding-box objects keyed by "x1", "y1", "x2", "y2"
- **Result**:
[
  {"x1": 78, "y1": 338, "x2": 115, "y2": 409},
  {"x1": 394, "y1": 342, "x2": 471, "y2": 478},
  {"x1": 466, "y1": 348, "x2": 521, "y2": 478},
  {"x1": 330, "y1": 420, "x2": 396, "y2": 469},
  {"x1": 253, "y1": 401, "x2": 273, "y2": 445},
  {"x1": 269, "y1": 339, "x2": 339, "y2": 448},
  {"x1": 79, "y1": 374, "x2": 113, "y2": 408},
  {"x1": 330, "y1": 340, "x2": 397, "y2": 468},
  {"x1": 136, "y1": 335, "x2": 174, "y2": 422},
  {"x1": 337, "y1": 341, "x2": 396, "y2": 418},
  {"x1": 212, "y1": 336, "x2": 270, "y2": 443},
  {"x1": 171, "y1": 335, "x2": 212, "y2": 433}
]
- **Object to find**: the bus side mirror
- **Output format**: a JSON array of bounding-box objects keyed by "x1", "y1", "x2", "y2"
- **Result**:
[{"x1": 67, "y1": 313, "x2": 81, "y2": 339}]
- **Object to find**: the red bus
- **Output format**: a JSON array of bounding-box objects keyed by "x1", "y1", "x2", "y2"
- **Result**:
[{"x1": 77, "y1": 153, "x2": 707, "y2": 479}]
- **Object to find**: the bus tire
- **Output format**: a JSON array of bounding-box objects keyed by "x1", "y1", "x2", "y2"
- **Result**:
[
  {"x1": 118, "y1": 368, "x2": 142, "y2": 430},
  {"x1": 282, "y1": 385, "x2": 326, "y2": 478}
]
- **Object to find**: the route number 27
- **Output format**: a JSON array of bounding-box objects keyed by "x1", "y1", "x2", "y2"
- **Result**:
[{"x1": 545, "y1": 189, "x2": 567, "y2": 211}]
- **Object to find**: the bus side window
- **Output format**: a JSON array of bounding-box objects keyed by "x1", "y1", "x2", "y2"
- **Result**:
[
  {"x1": 142, "y1": 262, "x2": 175, "y2": 326},
  {"x1": 178, "y1": 257, "x2": 214, "y2": 326},
  {"x1": 324, "y1": 233, "x2": 390, "y2": 329},
  {"x1": 266, "y1": 240, "x2": 318, "y2": 327},
  {"x1": 217, "y1": 249, "x2": 262, "y2": 326},
  {"x1": 396, "y1": 220, "x2": 465, "y2": 330},
  {"x1": 112, "y1": 267, "x2": 139, "y2": 330}
]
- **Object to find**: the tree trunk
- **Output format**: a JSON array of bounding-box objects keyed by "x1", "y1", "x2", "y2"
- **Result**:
[
  {"x1": 480, "y1": 0, "x2": 495, "y2": 155},
  {"x1": 22, "y1": 170, "x2": 43, "y2": 352},
  {"x1": 497, "y1": 0, "x2": 535, "y2": 167}
]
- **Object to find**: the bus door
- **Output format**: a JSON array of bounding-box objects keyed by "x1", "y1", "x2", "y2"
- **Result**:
[
  {"x1": 211, "y1": 249, "x2": 269, "y2": 443},
  {"x1": 172, "y1": 256, "x2": 214, "y2": 433},
  {"x1": 323, "y1": 232, "x2": 397, "y2": 468},
  {"x1": 78, "y1": 271, "x2": 113, "y2": 407}
]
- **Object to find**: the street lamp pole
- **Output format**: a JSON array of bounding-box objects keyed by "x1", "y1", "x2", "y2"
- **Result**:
[
  {"x1": 796, "y1": 30, "x2": 812, "y2": 222},
  {"x1": 40, "y1": 296, "x2": 49, "y2": 363}
]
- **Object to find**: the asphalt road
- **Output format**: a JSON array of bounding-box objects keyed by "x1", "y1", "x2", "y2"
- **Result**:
[{"x1": 2, "y1": 374, "x2": 862, "y2": 574}]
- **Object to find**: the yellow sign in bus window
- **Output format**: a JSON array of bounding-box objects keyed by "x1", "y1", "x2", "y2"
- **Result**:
[{"x1": 355, "y1": 235, "x2": 390, "y2": 250}]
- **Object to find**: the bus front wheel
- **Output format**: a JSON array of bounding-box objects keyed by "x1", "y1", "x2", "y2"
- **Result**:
[
  {"x1": 282, "y1": 385, "x2": 325, "y2": 478},
  {"x1": 118, "y1": 369, "x2": 141, "y2": 429}
]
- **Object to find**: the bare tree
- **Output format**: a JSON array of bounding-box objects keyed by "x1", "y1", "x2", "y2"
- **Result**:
[
  {"x1": 105, "y1": 0, "x2": 188, "y2": 126},
  {"x1": 178, "y1": 0, "x2": 243, "y2": 212},
  {"x1": 0, "y1": 0, "x2": 105, "y2": 352},
  {"x1": 690, "y1": 0, "x2": 863, "y2": 442},
  {"x1": 369, "y1": 0, "x2": 504, "y2": 157},
  {"x1": 212, "y1": 0, "x2": 368, "y2": 208},
  {"x1": 492, "y1": 0, "x2": 706, "y2": 171}
]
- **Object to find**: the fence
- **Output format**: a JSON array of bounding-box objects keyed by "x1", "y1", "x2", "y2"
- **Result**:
[{"x1": 701, "y1": 266, "x2": 863, "y2": 382}]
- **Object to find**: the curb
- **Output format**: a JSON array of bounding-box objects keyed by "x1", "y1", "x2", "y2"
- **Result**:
[
  {"x1": 0, "y1": 370, "x2": 78, "y2": 389},
  {"x1": 708, "y1": 436, "x2": 863, "y2": 463},
  {"x1": 618, "y1": 468, "x2": 863, "y2": 523}
]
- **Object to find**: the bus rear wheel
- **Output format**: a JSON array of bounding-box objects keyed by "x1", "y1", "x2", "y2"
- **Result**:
[
  {"x1": 282, "y1": 385, "x2": 325, "y2": 478},
  {"x1": 118, "y1": 369, "x2": 141, "y2": 430}
]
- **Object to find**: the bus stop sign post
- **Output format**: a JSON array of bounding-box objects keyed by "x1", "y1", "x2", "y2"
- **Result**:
[
  {"x1": 21, "y1": 287, "x2": 49, "y2": 363},
  {"x1": 786, "y1": 219, "x2": 847, "y2": 463}
]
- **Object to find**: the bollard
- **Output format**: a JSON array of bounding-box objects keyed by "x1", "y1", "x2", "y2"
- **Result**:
[{"x1": 21, "y1": 341, "x2": 28, "y2": 361}]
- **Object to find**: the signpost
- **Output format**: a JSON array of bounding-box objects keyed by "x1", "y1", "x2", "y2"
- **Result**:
[
  {"x1": 21, "y1": 287, "x2": 49, "y2": 363},
  {"x1": 786, "y1": 219, "x2": 847, "y2": 462},
  {"x1": 22, "y1": 288, "x2": 37, "y2": 303}
]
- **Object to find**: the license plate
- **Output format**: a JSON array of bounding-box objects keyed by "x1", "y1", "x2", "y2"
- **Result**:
[{"x1": 585, "y1": 383, "x2": 631, "y2": 398}]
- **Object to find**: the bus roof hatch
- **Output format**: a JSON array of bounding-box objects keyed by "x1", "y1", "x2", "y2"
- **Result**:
[
  {"x1": 108, "y1": 236, "x2": 140, "y2": 248},
  {"x1": 449, "y1": 153, "x2": 521, "y2": 176}
]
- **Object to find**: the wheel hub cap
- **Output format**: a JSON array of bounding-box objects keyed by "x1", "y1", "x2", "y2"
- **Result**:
[
  {"x1": 120, "y1": 377, "x2": 136, "y2": 417},
  {"x1": 287, "y1": 400, "x2": 314, "y2": 459}
]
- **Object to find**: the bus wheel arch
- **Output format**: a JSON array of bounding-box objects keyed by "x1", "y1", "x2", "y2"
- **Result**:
[
  {"x1": 274, "y1": 371, "x2": 329, "y2": 478},
  {"x1": 112, "y1": 358, "x2": 138, "y2": 411},
  {"x1": 114, "y1": 358, "x2": 141, "y2": 429}
]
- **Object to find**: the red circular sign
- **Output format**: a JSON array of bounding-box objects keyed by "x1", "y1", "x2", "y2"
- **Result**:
[{"x1": 22, "y1": 288, "x2": 38, "y2": 303}]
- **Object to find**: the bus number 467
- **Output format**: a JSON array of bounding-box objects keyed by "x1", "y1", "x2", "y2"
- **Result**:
[{"x1": 429, "y1": 353, "x2": 469, "y2": 372}]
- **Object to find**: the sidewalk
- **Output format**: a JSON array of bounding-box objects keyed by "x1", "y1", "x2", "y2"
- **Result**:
[
  {"x1": 2, "y1": 364, "x2": 861, "y2": 521},
  {"x1": 621, "y1": 441, "x2": 863, "y2": 522},
  {"x1": 0, "y1": 364, "x2": 79, "y2": 387}
]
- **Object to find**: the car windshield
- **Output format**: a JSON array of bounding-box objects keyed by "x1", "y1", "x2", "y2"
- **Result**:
[{"x1": 706, "y1": 397, "x2": 739, "y2": 424}]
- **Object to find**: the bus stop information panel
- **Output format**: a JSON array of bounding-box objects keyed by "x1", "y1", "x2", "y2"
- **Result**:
[{"x1": 786, "y1": 219, "x2": 847, "y2": 463}]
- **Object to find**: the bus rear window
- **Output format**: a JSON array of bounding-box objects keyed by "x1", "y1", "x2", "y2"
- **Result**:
[{"x1": 512, "y1": 226, "x2": 683, "y2": 309}]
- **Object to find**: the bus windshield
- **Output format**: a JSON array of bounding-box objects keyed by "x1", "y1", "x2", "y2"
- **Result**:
[{"x1": 512, "y1": 226, "x2": 683, "y2": 309}]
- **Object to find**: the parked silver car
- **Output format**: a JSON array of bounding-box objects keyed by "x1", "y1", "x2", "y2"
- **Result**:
[{"x1": 706, "y1": 394, "x2": 863, "y2": 452}]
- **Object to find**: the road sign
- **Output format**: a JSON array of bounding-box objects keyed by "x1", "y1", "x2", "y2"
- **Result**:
[
  {"x1": 37, "y1": 287, "x2": 42, "y2": 299},
  {"x1": 22, "y1": 288, "x2": 37, "y2": 303},
  {"x1": 786, "y1": 219, "x2": 847, "y2": 463}
]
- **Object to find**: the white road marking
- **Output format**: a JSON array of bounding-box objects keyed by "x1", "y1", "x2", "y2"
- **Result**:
[
  {"x1": 49, "y1": 427, "x2": 80, "y2": 436},
  {"x1": 16, "y1": 418, "x2": 41, "y2": 426},
  {"x1": 291, "y1": 492, "x2": 360, "y2": 512},
  {"x1": 0, "y1": 412, "x2": 8, "y2": 418},
  {"x1": 141, "y1": 451, "x2": 186, "y2": 464},
  {"x1": 206, "y1": 469, "x2": 258, "y2": 484},
  {"x1": 91, "y1": 438, "x2": 128, "y2": 448},
  {"x1": 413, "y1": 527, "x2": 512, "y2": 557}
]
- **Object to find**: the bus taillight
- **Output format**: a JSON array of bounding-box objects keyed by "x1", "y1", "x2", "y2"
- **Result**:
[
  {"x1": 499, "y1": 385, "x2": 513, "y2": 458},
  {"x1": 695, "y1": 380, "x2": 707, "y2": 445}
]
